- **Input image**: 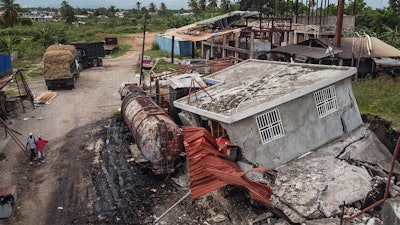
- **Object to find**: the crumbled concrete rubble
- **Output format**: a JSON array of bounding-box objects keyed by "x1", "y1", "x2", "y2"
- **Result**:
[
  {"x1": 242, "y1": 124, "x2": 400, "y2": 223},
  {"x1": 381, "y1": 196, "x2": 400, "y2": 225}
]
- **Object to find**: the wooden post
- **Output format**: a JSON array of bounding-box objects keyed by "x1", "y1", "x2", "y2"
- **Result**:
[
  {"x1": 335, "y1": 0, "x2": 345, "y2": 47},
  {"x1": 250, "y1": 31, "x2": 254, "y2": 59},
  {"x1": 171, "y1": 36, "x2": 175, "y2": 63},
  {"x1": 192, "y1": 41, "x2": 195, "y2": 58},
  {"x1": 140, "y1": 15, "x2": 147, "y2": 86}
]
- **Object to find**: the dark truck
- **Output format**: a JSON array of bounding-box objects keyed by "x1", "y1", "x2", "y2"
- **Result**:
[
  {"x1": 71, "y1": 42, "x2": 105, "y2": 69},
  {"x1": 43, "y1": 44, "x2": 80, "y2": 90}
]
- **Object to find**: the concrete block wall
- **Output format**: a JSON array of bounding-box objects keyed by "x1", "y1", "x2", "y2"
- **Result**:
[{"x1": 222, "y1": 78, "x2": 363, "y2": 169}]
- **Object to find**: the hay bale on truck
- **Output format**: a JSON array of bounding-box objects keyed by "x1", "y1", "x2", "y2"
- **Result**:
[{"x1": 43, "y1": 45, "x2": 79, "y2": 90}]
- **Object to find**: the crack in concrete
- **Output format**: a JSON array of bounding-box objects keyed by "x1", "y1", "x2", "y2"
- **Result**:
[{"x1": 335, "y1": 133, "x2": 367, "y2": 160}]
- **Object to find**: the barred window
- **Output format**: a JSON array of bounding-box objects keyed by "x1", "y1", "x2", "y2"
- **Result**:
[
  {"x1": 255, "y1": 108, "x2": 285, "y2": 145},
  {"x1": 314, "y1": 85, "x2": 338, "y2": 118}
]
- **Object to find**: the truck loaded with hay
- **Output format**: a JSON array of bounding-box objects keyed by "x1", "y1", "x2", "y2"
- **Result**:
[{"x1": 43, "y1": 44, "x2": 80, "y2": 90}]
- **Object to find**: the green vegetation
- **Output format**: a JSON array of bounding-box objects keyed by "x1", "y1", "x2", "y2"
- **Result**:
[
  {"x1": 107, "y1": 44, "x2": 131, "y2": 59},
  {"x1": 0, "y1": 0, "x2": 399, "y2": 131},
  {"x1": 113, "y1": 110, "x2": 121, "y2": 117},
  {"x1": 353, "y1": 76, "x2": 400, "y2": 128}
]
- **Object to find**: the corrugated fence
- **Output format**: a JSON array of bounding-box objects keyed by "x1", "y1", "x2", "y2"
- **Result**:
[{"x1": 0, "y1": 54, "x2": 12, "y2": 75}]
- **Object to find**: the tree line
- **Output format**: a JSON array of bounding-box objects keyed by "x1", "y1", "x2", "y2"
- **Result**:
[{"x1": 1, "y1": 0, "x2": 400, "y2": 55}]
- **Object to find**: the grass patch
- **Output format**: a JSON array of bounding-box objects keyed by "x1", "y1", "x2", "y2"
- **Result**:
[
  {"x1": 107, "y1": 44, "x2": 131, "y2": 59},
  {"x1": 5, "y1": 88, "x2": 19, "y2": 97},
  {"x1": 113, "y1": 110, "x2": 121, "y2": 117},
  {"x1": 352, "y1": 75, "x2": 400, "y2": 128}
]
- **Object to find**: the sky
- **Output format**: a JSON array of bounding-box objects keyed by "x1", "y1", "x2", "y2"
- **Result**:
[{"x1": 15, "y1": 0, "x2": 389, "y2": 10}]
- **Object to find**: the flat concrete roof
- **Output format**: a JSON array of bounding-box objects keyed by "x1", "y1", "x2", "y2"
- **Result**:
[{"x1": 173, "y1": 59, "x2": 357, "y2": 124}]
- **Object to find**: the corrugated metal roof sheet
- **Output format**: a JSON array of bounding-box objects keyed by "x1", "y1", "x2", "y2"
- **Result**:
[
  {"x1": 270, "y1": 45, "x2": 342, "y2": 59},
  {"x1": 164, "y1": 26, "x2": 243, "y2": 42},
  {"x1": 182, "y1": 126, "x2": 273, "y2": 206},
  {"x1": 339, "y1": 37, "x2": 400, "y2": 59},
  {"x1": 296, "y1": 37, "x2": 400, "y2": 59},
  {"x1": 163, "y1": 11, "x2": 256, "y2": 42},
  {"x1": 168, "y1": 73, "x2": 206, "y2": 89},
  {"x1": 373, "y1": 57, "x2": 400, "y2": 67},
  {"x1": 197, "y1": 11, "x2": 259, "y2": 28}
]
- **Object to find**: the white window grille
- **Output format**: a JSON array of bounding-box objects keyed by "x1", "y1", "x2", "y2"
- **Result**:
[
  {"x1": 314, "y1": 85, "x2": 338, "y2": 118},
  {"x1": 256, "y1": 108, "x2": 285, "y2": 145}
]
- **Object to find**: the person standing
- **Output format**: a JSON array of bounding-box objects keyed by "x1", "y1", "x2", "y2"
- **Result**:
[
  {"x1": 26, "y1": 132, "x2": 36, "y2": 164},
  {"x1": 35, "y1": 135, "x2": 48, "y2": 163}
]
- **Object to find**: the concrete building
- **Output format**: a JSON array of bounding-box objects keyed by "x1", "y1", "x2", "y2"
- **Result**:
[
  {"x1": 174, "y1": 59, "x2": 362, "y2": 169},
  {"x1": 19, "y1": 11, "x2": 54, "y2": 23}
]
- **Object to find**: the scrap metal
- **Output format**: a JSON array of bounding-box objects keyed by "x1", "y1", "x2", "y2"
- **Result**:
[{"x1": 182, "y1": 126, "x2": 273, "y2": 207}]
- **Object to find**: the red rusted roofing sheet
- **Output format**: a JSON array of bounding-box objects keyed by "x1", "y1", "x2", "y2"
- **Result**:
[{"x1": 182, "y1": 126, "x2": 273, "y2": 207}]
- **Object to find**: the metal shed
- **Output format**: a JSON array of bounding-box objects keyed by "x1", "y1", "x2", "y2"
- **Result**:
[{"x1": 155, "y1": 35, "x2": 192, "y2": 56}]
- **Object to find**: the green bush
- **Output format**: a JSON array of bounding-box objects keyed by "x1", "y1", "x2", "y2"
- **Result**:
[{"x1": 151, "y1": 42, "x2": 160, "y2": 51}]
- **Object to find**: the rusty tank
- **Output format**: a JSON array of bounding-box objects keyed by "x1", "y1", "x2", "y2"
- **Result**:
[{"x1": 120, "y1": 83, "x2": 184, "y2": 174}]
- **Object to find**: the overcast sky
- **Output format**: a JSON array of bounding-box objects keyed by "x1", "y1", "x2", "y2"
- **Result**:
[{"x1": 15, "y1": 0, "x2": 389, "y2": 10}]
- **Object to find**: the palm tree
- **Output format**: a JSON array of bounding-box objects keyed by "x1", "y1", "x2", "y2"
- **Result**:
[
  {"x1": 60, "y1": 1, "x2": 75, "y2": 24},
  {"x1": 160, "y1": 2, "x2": 167, "y2": 12},
  {"x1": 0, "y1": 0, "x2": 21, "y2": 28},
  {"x1": 199, "y1": 0, "x2": 206, "y2": 11},
  {"x1": 188, "y1": 0, "x2": 198, "y2": 12},
  {"x1": 220, "y1": 0, "x2": 231, "y2": 13},
  {"x1": 135, "y1": 1, "x2": 141, "y2": 11},
  {"x1": 148, "y1": 2, "x2": 156, "y2": 12},
  {"x1": 160, "y1": 2, "x2": 168, "y2": 16},
  {"x1": 208, "y1": 0, "x2": 218, "y2": 10},
  {"x1": 0, "y1": 35, "x2": 20, "y2": 54}
]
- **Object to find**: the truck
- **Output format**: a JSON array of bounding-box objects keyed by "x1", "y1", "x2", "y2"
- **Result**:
[
  {"x1": 43, "y1": 44, "x2": 80, "y2": 90},
  {"x1": 71, "y1": 42, "x2": 105, "y2": 69}
]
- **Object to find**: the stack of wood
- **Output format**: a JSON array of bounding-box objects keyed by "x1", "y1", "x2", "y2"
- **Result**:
[
  {"x1": 34, "y1": 91, "x2": 57, "y2": 105},
  {"x1": 43, "y1": 45, "x2": 76, "y2": 80}
]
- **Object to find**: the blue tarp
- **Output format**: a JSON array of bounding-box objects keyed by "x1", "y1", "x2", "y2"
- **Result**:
[{"x1": 0, "y1": 54, "x2": 12, "y2": 75}]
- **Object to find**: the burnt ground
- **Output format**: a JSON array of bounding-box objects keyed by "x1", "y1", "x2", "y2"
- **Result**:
[{"x1": 42, "y1": 117, "x2": 236, "y2": 225}]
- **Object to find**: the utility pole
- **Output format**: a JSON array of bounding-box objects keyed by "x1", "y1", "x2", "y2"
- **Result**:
[
  {"x1": 140, "y1": 15, "x2": 147, "y2": 86},
  {"x1": 335, "y1": 0, "x2": 345, "y2": 47}
]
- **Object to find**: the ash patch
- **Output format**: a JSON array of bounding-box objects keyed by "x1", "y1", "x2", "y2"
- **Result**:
[{"x1": 44, "y1": 118, "x2": 218, "y2": 225}]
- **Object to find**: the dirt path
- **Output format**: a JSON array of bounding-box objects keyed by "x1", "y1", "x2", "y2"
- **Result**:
[{"x1": 0, "y1": 33, "x2": 156, "y2": 225}]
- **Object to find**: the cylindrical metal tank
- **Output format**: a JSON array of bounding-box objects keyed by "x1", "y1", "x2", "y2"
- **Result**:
[{"x1": 121, "y1": 84, "x2": 184, "y2": 174}]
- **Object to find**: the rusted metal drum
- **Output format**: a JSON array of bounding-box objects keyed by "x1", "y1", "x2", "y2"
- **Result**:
[{"x1": 121, "y1": 84, "x2": 183, "y2": 174}]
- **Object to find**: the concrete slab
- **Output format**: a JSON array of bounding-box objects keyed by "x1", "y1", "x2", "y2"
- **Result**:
[
  {"x1": 381, "y1": 196, "x2": 400, "y2": 225},
  {"x1": 174, "y1": 60, "x2": 356, "y2": 124},
  {"x1": 338, "y1": 128, "x2": 400, "y2": 175},
  {"x1": 271, "y1": 126, "x2": 377, "y2": 218}
]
